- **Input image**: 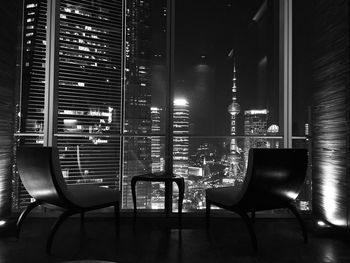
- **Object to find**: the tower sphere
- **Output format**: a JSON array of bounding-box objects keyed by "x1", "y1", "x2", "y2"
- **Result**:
[{"x1": 228, "y1": 102, "x2": 241, "y2": 115}]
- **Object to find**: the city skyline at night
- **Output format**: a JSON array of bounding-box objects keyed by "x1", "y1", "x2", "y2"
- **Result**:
[{"x1": 14, "y1": 0, "x2": 311, "y2": 212}]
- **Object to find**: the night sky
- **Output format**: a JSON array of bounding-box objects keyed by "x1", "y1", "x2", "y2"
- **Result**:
[
  {"x1": 151, "y1": 0, "x2": 312, "y2": 136},
  {"x1": 174, "y1": 0, "x2": 268, "y2": 135}
]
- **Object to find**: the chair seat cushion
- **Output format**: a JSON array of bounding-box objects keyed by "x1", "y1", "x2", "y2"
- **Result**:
[
  {"x1": 206, "y1": 186, "x2": 241, "y2": 207},
  {"x1": 67, "y1": 185, "x2": 120, "y2": 208}
]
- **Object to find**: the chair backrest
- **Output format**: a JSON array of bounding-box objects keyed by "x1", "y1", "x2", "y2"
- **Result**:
[
  {"x1": 238, "y1": 148, "x2": 308, "y2": 210},
  {"x1": 16, "y1": 147, "x2": 69, "y2": 207}
]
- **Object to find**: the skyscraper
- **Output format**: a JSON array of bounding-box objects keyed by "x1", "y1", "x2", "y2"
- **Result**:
[
  {"x1": 123, "y1": 0, "x2": 167, "y2": 209},
  {"x1": 151, "y1": 107, "x2": 164, "y2": 173},
  {"x1": 244, "y1": 109, "x2": 269, "y2": 165},
  {"x1": 57, "y1": 0, "x2": 123, "y2": 188},
  {"x1": 13, "y1": 0, "x2": 48, "y2": 210},
  {"x1": 16, "y1": 0, "x2": 124, "y2": 209},
  {"x1": 173, "y1": 98, "x2": 189, "y2": 178},
  {"x1": 123, "y1": 0, "x2": 153, "y2": 209}
]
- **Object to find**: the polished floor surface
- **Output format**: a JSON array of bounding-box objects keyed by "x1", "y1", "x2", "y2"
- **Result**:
[{"x1": 0, "y1": 216, "x2": 349, "y2": 263}]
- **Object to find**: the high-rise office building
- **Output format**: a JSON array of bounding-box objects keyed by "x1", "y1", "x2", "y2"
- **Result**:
[
  {"x1": 123, "y1": 0, "x2": 169, "y2": 209},
  {"x1": 151, "y1": 107, "x2": 164, "y2": 173},
  {"x1": 57, "y1": 0, "x2": 123, "y2": 187},
  {"x1": 20, "y1": 0, "x2": 47, "y2": 139},
  {"x1": 173, "y1": 98, "x2": 189, "y2": 177},
  {"x1": 244, "y1": 109, "x2": 269, "y2": 165},
  {"x1": 16, "y1": 0, "x2": 124, "y2": 209},
  {"x1": 244, "y1": 109, "x2": 269, "y2": 136},
  {"x1": 123, "y1": 0, "x2": 153, "y2": 209},
  {"x1": 13, "y1": 0, "x2": 48, "y2": 210}
]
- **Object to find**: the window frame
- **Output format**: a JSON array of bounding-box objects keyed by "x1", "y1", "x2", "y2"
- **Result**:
[{"x1": 15, "y1": 0, "x2": 307, "y2": 215}]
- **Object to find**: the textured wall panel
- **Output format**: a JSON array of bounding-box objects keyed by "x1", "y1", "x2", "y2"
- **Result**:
[
  {"x1": 312, "y1": 0, "x2": 349, "y2": 227},
  {"x1": 0, "y1": 1, "x2": 21, "y2": 217}
]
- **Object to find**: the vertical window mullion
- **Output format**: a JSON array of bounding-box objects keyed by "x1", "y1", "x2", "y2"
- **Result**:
[
  {"x1": 120, "y1": 0, "x2": 126, "y2": 194},
  {"x1": 165, "y1": 0, "x2": 175, "y2": 213},
  {"x1": 44, "y1": 0, "x2": 60, "y2": 147},
  {"x1": 279, "y1": 0, "x2": 292, "y2": 148}
]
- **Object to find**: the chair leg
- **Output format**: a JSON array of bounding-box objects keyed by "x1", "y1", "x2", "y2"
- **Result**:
[
  {"x1": 206, "y1": 200, "x2": 211, "y2": 230},
  {"x1": 114, "y1": 202, "x2": 120, "y2": 233},
  {"x1": 16, "y1": 200, "x2": 41, "y2": 238},
  {"x1": 236, "y1": 210, "x2": 258, "y2": 254},
  {"x1": 46, "y1": 211, "x2": 73, "y2": 254},
  {"x1": 287, "y1": 203, "x2": 308, "y2": 243},
  {"x1": 80, "y1": 212, "x2": 85, "y2": 225},
  {"x1": 251, "y1": 211, "x2": 255, "y2": 224}
]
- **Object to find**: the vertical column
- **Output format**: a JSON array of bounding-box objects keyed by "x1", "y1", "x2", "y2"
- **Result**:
[
  {"x1": 165, "y1": 0, "x2": 175, "y2": 215},
  {"x1": 165, "y1": 0, "x2": 175, "y2": 174},
  {"x1": 44, "y1": 0, "x2": 60, "y2": 147},
  {"x1": 279, "y1": 0, "x2": 292, "y2": 148}
]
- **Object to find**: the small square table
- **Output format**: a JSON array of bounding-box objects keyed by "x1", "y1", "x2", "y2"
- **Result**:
[{"x1": 131, "y1": 173, "x2": 185, "y2": 225}]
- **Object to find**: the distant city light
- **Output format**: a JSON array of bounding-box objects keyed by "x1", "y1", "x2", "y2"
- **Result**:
[
  {"x1": 267, "y1": 124, "x2": 279, "y2": 134},
  {"x1": 63, "y1": 119, "x2": 77, "y2": 124},
  {"x1": 317, "y1": 220, "x2": 327, "y2": 227},
  {"x1": 174, "y1": 98, "x2": 188, "y2": 106},
  {"x1": 244, "y1": 109, "x2": 269, "y2": 115}
]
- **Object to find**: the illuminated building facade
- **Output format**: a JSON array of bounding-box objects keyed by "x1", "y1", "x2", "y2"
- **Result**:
[
  {"x1": 173, "y1": 98, "x2": 189, "y2": 177},
  {"x1": 13, "y1": 0, "x2": 47, "y2": 209},
  {"x1": 244, "y1": 109, "x2": 269, "y2": 165},
  {"x1": 56, "y1": 0, "x2": 123, "y2": 187},
  {"x1": 150, "y1": 107, "x2": 164, "y2": 173},
  {"x1": 15, "y1": 0, "x2": 123, "y2": 209},
  {"x1": 123, "y1": 0, "x2": 153, "y2": 209}
]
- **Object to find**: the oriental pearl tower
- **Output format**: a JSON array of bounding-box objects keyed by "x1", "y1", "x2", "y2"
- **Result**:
[{"x1": 227, "y1": 50, "x2": 243, "y2": 180}]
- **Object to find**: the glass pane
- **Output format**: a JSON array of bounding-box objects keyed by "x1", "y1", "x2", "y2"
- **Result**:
[
  {"x1": 174, "y1": 0, "x2": 280, "y2": 136},
  {"x1": 13, "y1": 0, "x2": 48, "y2": 211},
  {"x1": 124, "y1": 0, "x2": 167, "y2": 134},
  {"x1": 122, "y1": 136, "x2": 165, "y2": 209},
  {"x1": 54, "y1": 0, "x2": 124, "y2": 211},
  {"x1": 174, "y1": 0, "x2": 280, "y2": 210},
  {"x1": 292, "y1": 1, "x2": 314, "y2": 211},
  {"x1": 172, "y1": 137, "x2": 283, "y2": 211},
  {"x1": 56, "y1": 135, "x2": 121, "y2": 187},
  {"x1": 123, "y1": 0, "x2": 168, "y2": 209},
  {"x1": 292, "y1": 0, "x2": 313, "y2": 137},
  {"x1": 19, "y1": 0, "x2": 47, "y2": 134},
  {"x1": 57, "y1": 0, "x2": 123, "y2": 135},
  {"x1": 13, "y1": 136, "x2": 44, "y2": 210}
]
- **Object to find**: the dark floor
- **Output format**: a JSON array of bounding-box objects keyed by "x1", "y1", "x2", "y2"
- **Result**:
[{"x1": 0, "y1": 216, "x2": 350, "y2": 263}]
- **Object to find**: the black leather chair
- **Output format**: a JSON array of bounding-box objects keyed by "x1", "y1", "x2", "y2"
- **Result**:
[
  {"x1": 206, "y1": 148, "x2": 308, "y2": 253},
  {"x1": 16, "y1": 146, "x2": 120, "y2": 253}
]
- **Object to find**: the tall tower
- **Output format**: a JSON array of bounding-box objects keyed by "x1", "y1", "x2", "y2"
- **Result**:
[
  {"x1": 227, "y1": 57, "x2": 241, "y2": 152},
  {"x1": 226, "y1": 53, "x2": 243, "y2": 182}
]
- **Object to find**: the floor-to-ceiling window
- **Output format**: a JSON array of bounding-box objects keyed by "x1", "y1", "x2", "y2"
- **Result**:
[
  {"x1": 14, "y1": 0, "x2": 125, "y2": 210},
  {"x1": 13, "y1": 0, "x2": 47, "y2": 209},
  {"x1": 173, "y1": 0, "x2": 282, "y2": 211},
  {"x1": 14, "y1": 0, "x2": 312, "y2": 214},
  {"x1": 122, "y1": 0, "x2": 168, "y2": 209}
]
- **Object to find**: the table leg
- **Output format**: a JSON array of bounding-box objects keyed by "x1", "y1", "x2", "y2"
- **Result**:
[
  {"x1": 164, "y1": 181, "x2": 171, "y2": 217},
  {"x1": 131, "y1": 178, "x2": 137, "y2": 218},
  {"x1": 176, "y1": 178, "x2": 185, "y2": 228}
]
